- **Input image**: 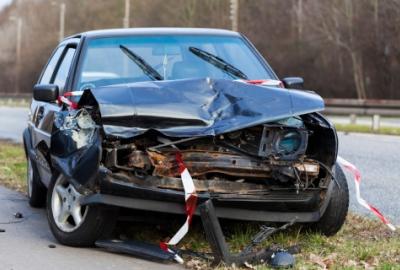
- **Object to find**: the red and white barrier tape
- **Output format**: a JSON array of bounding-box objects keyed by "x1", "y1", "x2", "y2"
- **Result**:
[
  {"x1": 160, "y1": 152, "x2": 198, "y2": 263},
  {"x1": 57, "y1": 91, "x2": 84, "y2": 109},
  {"x1": 238, "y1": 79, "x2": 284, "y2": 88},
  {"x1": 337, "y1": 156, "x2": 396, "y2": 231}
]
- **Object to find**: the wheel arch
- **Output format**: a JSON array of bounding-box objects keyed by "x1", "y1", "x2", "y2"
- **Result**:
[{"x1": 23, "y1": 128, "x2": 33, "y2": 159}]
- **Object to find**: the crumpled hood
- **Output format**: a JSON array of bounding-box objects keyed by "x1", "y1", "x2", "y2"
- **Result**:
[{"x1": 81, "y1": 78, "x2": 324, "y2": 138}]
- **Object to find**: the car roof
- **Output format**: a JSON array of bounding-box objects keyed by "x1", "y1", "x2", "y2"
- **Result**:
[{"x1": 66, "y1": 27, "x2": 241, "y2": 40}]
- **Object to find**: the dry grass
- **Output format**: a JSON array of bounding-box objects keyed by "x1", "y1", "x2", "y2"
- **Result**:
[
  {"x1": 0, "y1": 141, "x2": 27, "y2": 192},
  {"x1": 119, "y1": 213, "x2": 399, "y2": 269}
]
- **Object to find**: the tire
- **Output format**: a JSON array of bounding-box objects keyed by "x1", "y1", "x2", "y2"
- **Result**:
[
  {"x1": 47, "y1": 174, "x2": 118, "y2": 247},
  {"x1": 313, "y1": 163, "x2": 349, "y2": 236},
  {"x1": 27, "y1": 157, "x2": 47, "y2": 208}
]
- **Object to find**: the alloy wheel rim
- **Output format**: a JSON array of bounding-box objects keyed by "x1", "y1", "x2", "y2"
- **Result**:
[{"x1": 51, "y1": 175, "x2": 89, "y2": 232}]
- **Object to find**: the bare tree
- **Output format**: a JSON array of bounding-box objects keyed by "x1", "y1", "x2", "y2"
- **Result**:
[
  {"x1": 305, "y1": 0, "x2": 368, "y2": 99},
  {"x1": 1, "y1": 0, "x2": 400, "y2": 99}
]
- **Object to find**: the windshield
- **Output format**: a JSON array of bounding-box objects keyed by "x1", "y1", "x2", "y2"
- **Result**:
[{"x1": 77, "y1": 35, "x2": 273, "y2": 90}]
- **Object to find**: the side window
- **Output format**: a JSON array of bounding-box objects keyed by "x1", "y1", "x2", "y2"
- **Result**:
[
  {"x1": 53, "y1": 47, "x2": 76, "y2": 92},
  {"x1": 39, "y1": 46, "x2": 64, "y2": 84}
]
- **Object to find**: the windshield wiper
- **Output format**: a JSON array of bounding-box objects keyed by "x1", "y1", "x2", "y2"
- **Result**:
[
  {"x1": 119, "y1": 45, "x2": 163, "y2": 80},
  {"x1": 189, "y1": 46, "x2": 248, "y2": 80}
]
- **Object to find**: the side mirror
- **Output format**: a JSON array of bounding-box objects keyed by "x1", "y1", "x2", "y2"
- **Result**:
[
  {"x1": 282, "y1": 77, "x2": 304, "y2": 89},
  {"x1": 33, "y1": 84, "x2": 59, "y2": 102}
]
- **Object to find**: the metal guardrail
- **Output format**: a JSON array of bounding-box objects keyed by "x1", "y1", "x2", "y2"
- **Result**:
[
  {"x1": 324, "y1": 98, "x2": 400, "y2": 116},
  {"x1": 0, "y1": 93, "x2": 31, "y2": 98},
  {"x1": 324, "y1": 98, "x2": 400, "y2": 131},
  {"x1": 0, "y1": 93, "x2": 31, "y2": 106}
]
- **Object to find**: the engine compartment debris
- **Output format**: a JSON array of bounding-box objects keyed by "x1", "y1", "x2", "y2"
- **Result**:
[{"x1": 96, "y1": 199, "x2": 299, "y2": 268}]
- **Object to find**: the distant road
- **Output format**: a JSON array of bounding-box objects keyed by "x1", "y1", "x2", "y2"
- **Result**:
[
  {"x1": 0, "y1": 106, "x2": 398, "y2": 225},
  {"x1": 0, "y1": 106, "x2": 29, "y2": 143}
]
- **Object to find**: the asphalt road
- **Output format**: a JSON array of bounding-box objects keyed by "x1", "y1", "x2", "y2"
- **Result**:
[
  {"x1": 0, "y1": 186, "x2": 180, "y2": 270},
  {"x1": 338, "y1": 132, "x2": 400, "y2": 225},
  {"x1": 0, "y1": 106, "x2": 398, "y2": 269}
]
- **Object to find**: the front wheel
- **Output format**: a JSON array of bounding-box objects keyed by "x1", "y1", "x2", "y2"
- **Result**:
[
  {"x1": 47, "y1": 174, "x2": 118, "y2": 246},
  {"x1": 312, "y1": 163, "x2": 349, "y2": 236}
]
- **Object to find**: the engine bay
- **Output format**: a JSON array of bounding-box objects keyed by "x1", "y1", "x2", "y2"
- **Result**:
[{"x1": 98, "y1": 116, "x2": 331, "y2": 195}]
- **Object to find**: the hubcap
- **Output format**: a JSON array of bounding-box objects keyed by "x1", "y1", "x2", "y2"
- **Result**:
[
  {"x1": 27, "y1": 159, "x2": 33, "y2": 198},
  {"x1": 51, "y1": 175, "x2": 88, "y2": 232}
]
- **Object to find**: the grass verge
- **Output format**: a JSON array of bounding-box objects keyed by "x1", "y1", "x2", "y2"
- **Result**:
[
  {"x1": 334, "y1": 123, "x2": 400, "y2": 136},
  {"x1": 0, "y1": 141, "x2": 398, "y2": 269},
  {"x1": 0, "y1": 141, "x2": 27, "y2": 192},
  {"x1": 121, "y1": 213, "x2": 399, "y2": 269}
]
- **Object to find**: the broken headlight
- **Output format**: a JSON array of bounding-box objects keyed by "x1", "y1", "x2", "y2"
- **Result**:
[
  {"x1": 219, "y1": 118, "x2": 308, "y2": 161},
  {"x1": 275, "y1": 131, "x2": 302, "y2": 155},
  {"x1": 258, "y1": 126, "x2": 308, "y2": 160}
]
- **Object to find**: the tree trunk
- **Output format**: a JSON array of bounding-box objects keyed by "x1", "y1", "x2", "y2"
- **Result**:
[
  {"x1": 297, "y1": 0, "x2": 303, "y2": 39},
  {"x1": 350, "y1": 51, "x2": 367, "y2": 99}
]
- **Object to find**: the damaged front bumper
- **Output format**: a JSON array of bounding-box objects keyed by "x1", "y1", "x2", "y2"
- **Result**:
[{"x1": 79, "y1": 166, "x2": 335, "y2": 223}]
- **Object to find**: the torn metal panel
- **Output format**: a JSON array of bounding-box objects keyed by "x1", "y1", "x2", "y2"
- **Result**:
[
  {"x1": 50, "y1": 109, "x2": 101, "y2": 187},
  {"x1": 148, "y1": 149, "x2": 272, "y2": 178},
  {"x1": 81, "y1": 78, "x2": 324, "y2": 139},
  {"x1": 112, "y1": 172, "x2": 270, "y2": 193}
]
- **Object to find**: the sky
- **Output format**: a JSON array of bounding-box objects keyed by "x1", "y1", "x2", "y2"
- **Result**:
[{"x1": 0, "y1": 0, "x2": 12, "y2": 10}]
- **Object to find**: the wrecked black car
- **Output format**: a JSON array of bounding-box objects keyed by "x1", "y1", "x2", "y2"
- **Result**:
[{"x1": 24, "y1": 28, "x2": 349, "y2": 247}]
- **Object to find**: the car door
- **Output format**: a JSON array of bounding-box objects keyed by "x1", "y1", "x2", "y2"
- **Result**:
[{"x1": 29, "y1": 44, "x2": 77, "y2": 186}]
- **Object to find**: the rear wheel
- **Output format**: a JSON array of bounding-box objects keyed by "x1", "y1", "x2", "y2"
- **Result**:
[
  {"x1": 313, "y1": 163, "x2": 349, "y2": 236},
  {"x1": 27, "y1": 158, "x2": 47, "y2": 207},
  {"x1": 47, "y1": 174, "x2": 118, "y2": 246}
]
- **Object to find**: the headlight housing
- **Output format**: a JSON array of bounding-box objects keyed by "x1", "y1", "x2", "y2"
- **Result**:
[
  {"x1": 258, "y1": 126, "x2": 308, "y2": 160},
  {"x1": 275, "y1": 131, "x2": 302, "y2": 155}
]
